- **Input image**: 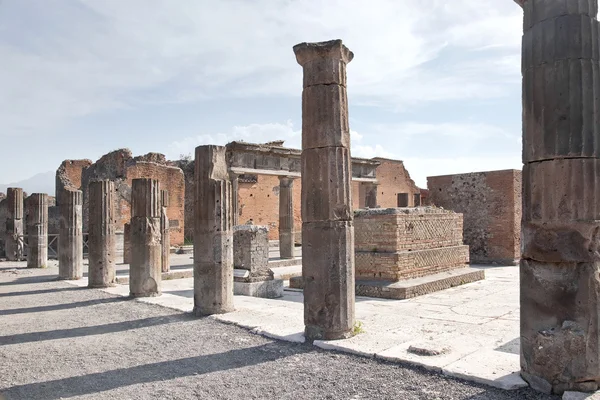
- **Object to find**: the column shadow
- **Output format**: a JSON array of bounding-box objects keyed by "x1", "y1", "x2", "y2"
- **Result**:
[
  {"x1": 0, "y1": 296, "x2": 127, "y2": 316},
  {"x1": 0, "y1": 286, "x2": 87, "y2": 298}
]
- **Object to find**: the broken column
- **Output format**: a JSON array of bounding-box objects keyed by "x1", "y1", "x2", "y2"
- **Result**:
[
  {"x1": 194, "y1": 145, "x2": 234, "y2": 315},
  {"x1": 359, "y1": 182, "x2": 378, "y2": 208},
  {"x1": 5, "y1": 188, "x2": 23, "y2": 261},
  {"x1": 518, "y1": 0, "x2": 600, "y2": 394},
  {"x1": 278, "y1": 176, "x2": 295, "y2": 259},
  {"x1": 26, "y1": 193, "x2": 48, "y2": 268},
  {"x1": 58, "y1": 189, "x2": 83, "y2": 279},
  {"x1": 234, "y1": 225, "x2": 283, "y2": 298},
  {"x1": 294, "y1": 39, "x2": 355, "y2": 340},
  {"x1": 160, "y1": 189, "x2": 170, "y2": 273},
  {"x1": 88, "y1": 180, "x2": 116, "y2": 288},
  {"x1": 129, "y1": 178, "x2": 161, "y2": 297}
]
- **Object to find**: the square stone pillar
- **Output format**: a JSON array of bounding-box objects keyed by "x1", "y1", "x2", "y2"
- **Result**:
[
  {"x1": 278, "y1": 176, "x2": 296, "y2": 259},
  {"x1": 229, "y1": 171, "x2": 240, "y2": 227},
  {"x1": 294, "y1": 39, "x2": 355, "y2": 340},
  {"x1": 359, "y1": 182, "x2": 378, "y2": 209},
  {"x1": 129, "y1": 178, "x2": 162, "y2": 297},
  {"x1": 26, "y1": 193, "x2": 48, "y2": 269},
  {"x1": 160, "y1": 189, "x2": 170, "y2": 273},
  {"x1": 88, "y1": 180, "x2": 116, "y2": 288},
  {"x1": 517, "y1": 0, "x2": 600, "y2": 394},
  {"x1": 194, "y1": 145, "x2": 234, "y2": 315},
  {"x1": 58, "y1": 189, "x2": 83, "y2": 280},
  {"x1": 5, "y1": 187, "x2": 24, "y2": 261}
]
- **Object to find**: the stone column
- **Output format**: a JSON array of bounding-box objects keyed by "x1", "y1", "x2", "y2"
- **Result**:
[
  {"x1": 5, "y1": 188, "x2": 23, "y2": 261},
  {"x1": 160, "y1": 189, "x2": 170, "y2": 273},
  {"x1": 229, "y1": 171, "x2": 239, "y2": 226},
  {"x1": 278, "y1": 176, "x2": 295, "y2": 259},
  {"x1": 294, "y1": 39, "x2": 355, "y2": 340},
  {"x1": 123, "y1": 222, "x2": 131, "y2": 264},
  {"x1": 88, "y1": 180, "x2": 116, "y2": 288},
  {"x1": 359, "y1": 182, "x2": 378, "y2": 209},
  {"x1": 58, "y1": 189, "x2": 83, "y2": 279},
  {"x1": 129, "y1": 178, "x2": 161, "y2": 297},
  {"x1": 518, "y1": 0, "x2": 600, "y2": 394},
  {"x1": 194, "y1": 145, "x2": 234, "y2": 315},
  {"x1": 26, "y1": 193, "x2": 48, "y2": 269}
]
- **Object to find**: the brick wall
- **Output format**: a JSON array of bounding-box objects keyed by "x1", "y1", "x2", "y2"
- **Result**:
[
  {"x1": 427, "y1": 169, "x2": 521, "y2": 265},
  {"x1": 55, "y1": 159, "x2": 92, "y2": 206}
]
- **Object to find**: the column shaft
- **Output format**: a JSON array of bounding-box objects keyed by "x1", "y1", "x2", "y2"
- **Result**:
[
  {"x1": 194, "y1": 145, "x2": 234, "y2": 315},
  {"x1": 5, "y1": 188, "x2": 23, "y2": 261},
  {"x1": 58, "y1": 189, "x2": 83, "y2": 279},
  {"x1": 130, "y1": 178, "x2": 161, "y2": 297},
  {"x1": 88, "y1": 180, "x2": 116, "y2": 288},
  {"x1": 519, "y1": 0, "x2": 600, "y2": 394},
  {"x1": 26, "y1": 193, "x2": 48, "y2": 269},
  {"x1": 229, "y1": 172, "x2": 239, "y2": 227},
  {"x1": 161, "y1": 189, "x2": 170, "y2": 273},
  {"x1": 294, "y1": 39, "x2": 355, "y2": 340},
  {"x1": 278, "y1": 177, "x2": 295, "y2": 259}
]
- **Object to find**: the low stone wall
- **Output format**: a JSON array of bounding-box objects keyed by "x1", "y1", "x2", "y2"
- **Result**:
[{"x1": 354, "y1": 207, "x2": 469, "y2": 281}]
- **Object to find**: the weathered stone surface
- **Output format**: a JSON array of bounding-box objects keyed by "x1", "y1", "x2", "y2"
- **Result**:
[
  {"x1": 234, "y1": 279, "x2": 284, "y2": 298},
  {"x1": 194, "y1": 145, "x2": 234, "y2": 315},
  {"x1": 123, "y1": 222, "x2": 131, "y2": 264},
  {"x1": 129, "y1": 178, "x2": 161, "y2": 297},
  {"x1": 301, "y1": 84, "x2": 349, "y2": 149},
  {"x1": 293, "y1": 39, "x2": 353, "y2": 88},
  {"x1": 58, "y1": 189, "x2": 83, "y2": 280},
  {"x1": 278, "y1": 177, "x2": 295, "y2": 259},
  {"x1": 88, "y1": 180, "x2": 116, "y2": 288},
  {"x1": 160, "y1": 189, "x2": 170, "y2": 273},
  {"x1": 26, "y1": 193, "x2": 48, "y2": 269},
  {"x1": 4, "y1": 188, "x2": 24, "y2": 261},
  {"x1": 520, "y1": 0, "x2": 598, "y2": 30},
  {"x1": 233, "y1": 225, "x2": 271, "y2": 282}
]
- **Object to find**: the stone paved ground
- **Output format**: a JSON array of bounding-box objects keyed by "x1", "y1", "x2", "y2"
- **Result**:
[{"x1": 0, "y1": 263, "x2": 558, "y2": 400}]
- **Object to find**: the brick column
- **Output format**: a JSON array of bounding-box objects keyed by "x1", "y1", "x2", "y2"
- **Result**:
[
  {"x1": 278, "y1": 176, "x2": 295, "y2": 259},
  {"x1": 88, "y1": 180, "x2": 116, "y2": 288},
  {"x1": 26, "y1": 193, "x2": 48, "y2": 269},
  {"x1": 518, "y1": 0, "x2": 600, "y2": 394},
  {"x1": 229, "y1": 171, "x2": 239, "y2": 226},
  {"x1": 129, "y1": 178, "x2": 161, "y2": 297},
  {"x1": 5, "y1": 188, "x2": 23, "y2": 261},
  {"x1": 359, "y1": 182, "x2": 378, "y2": 208},
  {"x1": 194, "y1": 145, "x2": 234, "y2": 315},
  {"x1": 160, "y1": 189, "x2": 170, "y2": 273},
  {"x1": 294, "y1": 39, "x2": 355, "y2": 340},
  {"x1": 58, "y1": 189, "x2": 83, "y2": 280}
]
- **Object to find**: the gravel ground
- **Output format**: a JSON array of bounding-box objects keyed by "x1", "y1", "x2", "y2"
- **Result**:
[{"x1": 0, "y1": 263, "x2": 558, "y2": 400}]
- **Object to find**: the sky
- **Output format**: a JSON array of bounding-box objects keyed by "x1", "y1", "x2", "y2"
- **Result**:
[{"x1": 0, "y1": 0, "x2": 524, "y2": 190}]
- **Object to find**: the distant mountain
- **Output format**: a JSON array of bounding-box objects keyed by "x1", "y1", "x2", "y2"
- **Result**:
[{"x1": 0, "y1": 171, "x2": 55, "y2": 197}]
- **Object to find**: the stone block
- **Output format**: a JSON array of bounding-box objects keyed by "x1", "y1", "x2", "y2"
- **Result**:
[
  {"x1": 233, "y1": 225, "x2": 270, "y2": 281},
  {"x1": 233, "y1": 279, "x2": 284, "y2": 298},
  {"x1": 301, "y1": 84, "x2": 349, "y2": 150},
  {"x1": 301, "y1": 147, "x2": 353, "y2": 223}
]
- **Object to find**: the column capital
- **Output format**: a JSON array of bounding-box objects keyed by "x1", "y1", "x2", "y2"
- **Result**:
[
  {"x1": 293, "y1": 39, "x2": 354, "y2": 66},
  {"x1": 294, "y1": 39, "x2": 353, "y2": 88}
]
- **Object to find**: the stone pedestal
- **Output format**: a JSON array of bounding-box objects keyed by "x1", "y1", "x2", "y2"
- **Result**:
[
  {"x1": 359, "y1": 182, "x2": 378, "y2": 208},
  {"x1": 58, "y1": 189, "x2": 83, "y2": 280},
  {"x1": 88, "y1": 180, "x2": 116, "y2": 288},
  {"x1": 26, "y1": 193, "x2": 48, "y2": 269},
  {"x1": 517, "y1": 0, "x2": 600, "y2": 394},
  {"x1": 278, "y1": 176, "x2": 295, "y2": 259},
  {"x1": 294, "y1": 39, "x2": 355, "y2": 340},
  {"x1": 5, "y1": 188, "x2": 24, "y2": 261},
  {"x1": 160, "y1": 189, "x2": 170, "y2": 273},
  {"x1": 233, "y1": 225, "x2": 283, "y2": 298},
  {"x1": 194, "y1": 145, "x2": 234, "y2": 315},
  {"x1": 129, "y1": 178, "x2": 161, "y2": 298}
]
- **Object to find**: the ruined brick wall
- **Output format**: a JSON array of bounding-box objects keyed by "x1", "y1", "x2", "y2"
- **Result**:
[
  {"x1": 354, "y1": 207, "x2": 469, "y2": 280},
  {"x1": 55, "y1": 159, "x2": 92, "y2": 206},
  {"x1": 427, "y1": 169, "x2": 522, "y2": 265},
  {"x1": 371, "y1": 158, "x2": 421, "y2": 208}
]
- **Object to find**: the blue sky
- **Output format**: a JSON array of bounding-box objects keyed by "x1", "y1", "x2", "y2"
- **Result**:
[{"x1": 0, "y1": 0, "x2": 523, "y2": 189}]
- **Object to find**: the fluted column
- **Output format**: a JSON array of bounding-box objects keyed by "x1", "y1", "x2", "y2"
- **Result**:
[
  {"x1": 26, "y1": 193, "x2": 48, "y2": 269},
  {"x1": 194, "y1": 145, "x2": 234, "y2": 315},
  {"x1": 58, "y1": 189, "x2": 83, "y2": 279},
  {"x1": 229, "y1": 171, "x2": 239, "y2": 227},
  {"x1": 160, "y1": 189, "x2": 170, "y2": 273},
  {"x1": 517, "y1": 0, "x2": 600, "y2": 394},
  {"x1": 294, "y1": 39, "x2": 355, "y2": 340},
  {"x1": 5, "y1": 188, "x2": 23, "y2": 261},
  {"x1": 278, "y1": 176, "x2": 295, "y2": 259},
  {"x1": 129, "y1": 178, "x2": 161, "y2": 297},
  {"x1": 88, "y1": 180, "x2": 116, "y2": 288}
]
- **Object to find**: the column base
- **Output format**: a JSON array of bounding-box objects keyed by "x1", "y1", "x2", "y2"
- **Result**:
[
  {"x1": 234, "y1": 279, "x2": 284, "y2": 298},
  {"x1": 305, "y1": 325, "x2": 354, "y2": 341}
]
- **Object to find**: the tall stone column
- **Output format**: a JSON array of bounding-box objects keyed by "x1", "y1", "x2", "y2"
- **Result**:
[
  {"x1": 229, "y1": 171, "x2": 239, "y2": 226},
  {"x1": 278, "y1": 176, "x2": 295, "y2": 259},
  {"x1": 129, "y1": 178, "x2": 161, "y2": 297},
  {"x1": 160, "y1": 189, "x2": 170, "y2": 273},
  {"x1": 294, "y1": 39, "x2": 355, "y2": 340},
  {"x1": 5, "y1": 188, "x2": 23, "y2": 261},
  {"x1": 58, "y1": 189, "x2": 83, "y2": 279},
  {"x1": 88, "y1": 180, "x2": 116, "y2": 288},
  {"x1": 26, "y1": 193, "x2": 48, "y2": 269},
  {"x1": 123, "y1": 222, "x2": 131, "y2": 264},
  {"x1": 194, "y1": 145, "x2": 234, "y2": 315},
  {"x1": 517, "y1": 0, "x2": 600, "y2": 394},
  {"x1": 359, "y1": 182, "x2": 378, "y2": 209}
]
